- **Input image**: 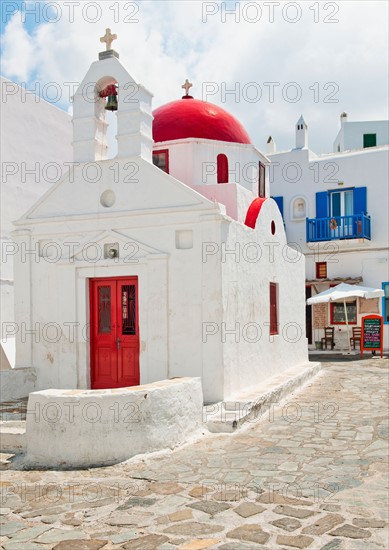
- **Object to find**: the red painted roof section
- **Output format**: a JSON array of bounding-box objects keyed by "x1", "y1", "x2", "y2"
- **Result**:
[
  {"x1": 245, "y1": 198, "x2": 267, "y2": 229},
  {"x1": 153, "y1": 97, "x2": 251, "y2": 145}
]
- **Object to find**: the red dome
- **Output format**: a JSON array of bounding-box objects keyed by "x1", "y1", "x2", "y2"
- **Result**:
[{"x1": 153, "y1": 97, "x2": 251, "y2": 144}]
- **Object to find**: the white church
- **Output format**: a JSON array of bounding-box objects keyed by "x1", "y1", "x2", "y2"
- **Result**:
[{"x1": 2, "y1": 31, "x2": 308, "y2": 404}]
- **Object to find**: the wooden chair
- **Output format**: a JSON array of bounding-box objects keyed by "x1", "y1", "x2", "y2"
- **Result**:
[
  {"x1": 350, "y1": 327, "x2": 362, "y2": 349},
  {"x1": 321, "y1": 327, "x2": 335, "y2": 350}
]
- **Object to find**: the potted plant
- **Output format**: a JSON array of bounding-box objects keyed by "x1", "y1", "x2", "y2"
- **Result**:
[{"x1": 313, "y1": 329, "x2": 322, "y2": 350}]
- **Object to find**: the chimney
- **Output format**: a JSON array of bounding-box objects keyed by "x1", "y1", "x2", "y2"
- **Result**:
[
  {"x1": 340, "y1": 112, "x2": 348, "y2": 127},
  {"x1": 295, "y1": 115, "x2": 308, "y2": 149},
  {"x1": 267, "y1": 136, "x2": 276, "y2": 154}
]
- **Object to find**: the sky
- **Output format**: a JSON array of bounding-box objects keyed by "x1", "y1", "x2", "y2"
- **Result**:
[{"x1": 1, "y1": 0, "x2": 388, "y2": 153}]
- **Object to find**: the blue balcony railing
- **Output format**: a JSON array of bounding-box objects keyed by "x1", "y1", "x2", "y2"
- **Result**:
[{"x1": 306, "y1": 214, "x2": 371, "y2": 242}]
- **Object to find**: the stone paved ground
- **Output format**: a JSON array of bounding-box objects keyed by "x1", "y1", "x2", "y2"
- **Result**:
[{"x1": 1, "y1": 358, "x2": 388, "y2": 549}]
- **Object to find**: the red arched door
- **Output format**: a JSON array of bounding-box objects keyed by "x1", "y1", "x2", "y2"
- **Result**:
[{"x1": 90, "y1": 277, "x2": 139, "y2": 389}]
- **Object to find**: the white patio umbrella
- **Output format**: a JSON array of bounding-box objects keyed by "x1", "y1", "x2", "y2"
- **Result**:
[{"x1": 307, "y1": 283, "x2": 384, "y2": 353}]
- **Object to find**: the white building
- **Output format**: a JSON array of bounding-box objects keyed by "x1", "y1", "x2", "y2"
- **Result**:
[
  {"x1": 268, "y1": 114, "x2": 389, "y2": 350},
  {"x1": 4, "y1": 37, "x2": 309, "y2": 403},
  {"x1": 0, "y1": 77, "x2": 72, "y2": 368},
  {"x1": 333, "y1": 112, "x2": 389, "y2": 152}
]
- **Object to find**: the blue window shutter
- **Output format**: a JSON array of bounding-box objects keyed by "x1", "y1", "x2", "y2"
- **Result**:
[
  {"x1": 316, "y1": 191, "x2": 328, "y2": 218},
  {"x1": 272, "y1": 196, "x2": 284, "y2": 218},
  {"x1": 353, "y1": 187, "x2": 367, "y2": 214}
]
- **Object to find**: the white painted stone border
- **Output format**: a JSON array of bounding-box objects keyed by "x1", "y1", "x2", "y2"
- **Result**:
[
  {"x1": 205, "y1": 361, "x2": 322, "y2": 432},
  {"x1": 25, "y1": 377, "x2": 203, "y2": 468},
  {"x1": 0, "y1": 421, "x2": 26, "y2": 453}
]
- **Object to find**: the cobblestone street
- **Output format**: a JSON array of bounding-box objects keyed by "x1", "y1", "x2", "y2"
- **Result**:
[{"x1": 1, "y1": 358, "x2": 388, "y2": 549}]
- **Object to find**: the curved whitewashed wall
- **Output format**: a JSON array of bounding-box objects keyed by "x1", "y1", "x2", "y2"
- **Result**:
[
  {"x1": 220, "y1": 199, "x2": 308, "y2": 399},
  {"x1": 26, "y1": 377, "x2": 203, "y2": 467}
]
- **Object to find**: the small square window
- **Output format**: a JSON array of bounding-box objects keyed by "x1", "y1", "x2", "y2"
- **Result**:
[
  {"x1": 316, "y1": 262, "x2": 327, "y2": 279},
  {"x1": 363, "y1": 134, "x2": 376, "y2": 148},
  {"x1": 153, "y1": 149, "x2": 169, "y2": 173}
]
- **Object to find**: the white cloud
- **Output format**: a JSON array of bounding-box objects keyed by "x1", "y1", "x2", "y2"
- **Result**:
[
  {"x1": 1, "y1": 12, "x2": 36, "y2": 81},
  {"x1": 0, "y1": 0, "x2": 388, "y2": 153}
]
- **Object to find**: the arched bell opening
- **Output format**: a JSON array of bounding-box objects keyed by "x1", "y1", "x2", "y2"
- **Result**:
[{"x1": 96, "y1": 76, "x2": 119, "y2": 159}]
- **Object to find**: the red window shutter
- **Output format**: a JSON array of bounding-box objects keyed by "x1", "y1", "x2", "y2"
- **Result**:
[
  {"x1": 270, "y1": 283, "x2": 278, "y2": 335},
  {"x1": 259, "y1": 162, "x2": 266, "y2": 197},
  {"x1": 217, "y1": 154, "x2": 228, "y2": 184},
  {"x1": 316, "y1": 262, "x2": 327, "y2": 279}
]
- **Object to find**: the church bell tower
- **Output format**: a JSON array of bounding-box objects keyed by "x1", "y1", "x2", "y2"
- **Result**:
[{"x1": 72, "y1": 29, "x2": 153, "y2": 163}]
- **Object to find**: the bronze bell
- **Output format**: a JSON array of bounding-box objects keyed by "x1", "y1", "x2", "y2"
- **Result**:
[{"x1": 105, "y1": 94, "x2": 118, "y2": 111}]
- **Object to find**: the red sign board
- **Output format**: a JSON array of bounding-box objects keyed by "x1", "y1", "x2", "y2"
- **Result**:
[{"x1": 360, "y1": 315, "x2": 383, "y2": 358}]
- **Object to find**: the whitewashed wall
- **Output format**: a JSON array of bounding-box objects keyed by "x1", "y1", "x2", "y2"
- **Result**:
[
  {"x1": 220, "y1": 200, "x2": 308, "y2": 399},
  {"x1": 154, "y1": 139, "x2": 269, "y2": 196},
  {"x1": 1, "y1": 77, "x2": 72, "y2": 346},
  {"x1": 333, "y1": 119, "x2": 389, "y2": 152}
]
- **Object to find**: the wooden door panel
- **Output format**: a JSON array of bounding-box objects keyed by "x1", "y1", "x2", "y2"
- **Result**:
[
  {"x1": 97, "y1": 347, "x2": 116, "y2": 378},
  {"x1": 90, "y1": 280, "x2": 116, "y2": 388},
  {"x1": 117, "y1": 280, "x2": 139, "y2": 386},
  {"x1": 119, "y1": 347, "x2": 138, "y2": 383}
]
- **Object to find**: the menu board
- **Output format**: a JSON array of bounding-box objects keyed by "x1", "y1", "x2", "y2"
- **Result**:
[{"x1": 361, "y1": 315, "x2": 383, "y2": 357}]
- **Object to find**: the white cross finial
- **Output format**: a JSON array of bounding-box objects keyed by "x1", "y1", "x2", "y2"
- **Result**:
[
  {"x1": 100, "y1": 28, "x2": 117, "y2": 51},
  {"x1": 181, "y1": 79, "x2": 193, "y2": 96}
]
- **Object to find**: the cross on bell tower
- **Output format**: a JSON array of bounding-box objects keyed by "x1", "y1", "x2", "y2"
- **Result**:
[
  {"x1": 99, "y1": 28, "x2": 119, "y2": 60},
  {"x1": 181, "y1": 79, "x2": 193, "y2": 99}
]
